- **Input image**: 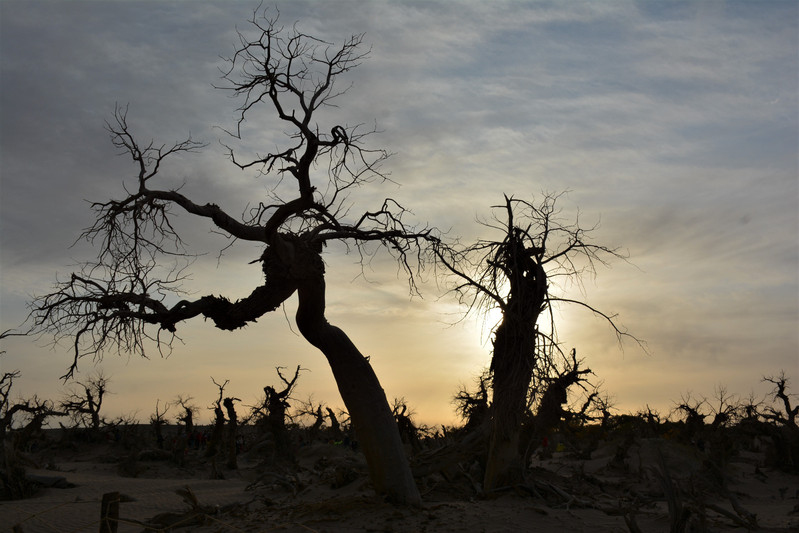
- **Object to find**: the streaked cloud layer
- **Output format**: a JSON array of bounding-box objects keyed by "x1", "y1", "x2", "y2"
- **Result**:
[{"x1": 1, "y1": 1, "x2": 796, "y2": 425}]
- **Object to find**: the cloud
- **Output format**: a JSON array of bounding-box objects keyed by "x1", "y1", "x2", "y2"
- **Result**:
[{"x1": 1, "y1": 1, "x2": 796, "y2": 425}]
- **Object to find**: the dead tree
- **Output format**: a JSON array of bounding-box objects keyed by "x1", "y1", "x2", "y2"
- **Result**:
[
  {"x1": 762, "y1": 372, "x2": 799, "y2": 470},
  {"x1": 327, "y1": 407, "x2": 343, "y2": 441},
  {"x1": 708, "y1": 384, "x2": 739, "y2": 429},
  {"x1": 434, "y1": 193, "x2": 642, "y2": 491},
  {"x1": 1, "y1": 368, "x2": 64, "y2": 500},
  {"x1": 250, "y1": 366, "x2": 303, "y2": 458},
  {"x1": 7, "y1": 397, "x2": 62, "y2": 452},
  {"x1": 206, "y1": 379, "x2": 228, "y2": 459},
  {"x1": 174, "y1": 395, "x2": 197, "y2": 437},
  {"x1": 591, "y1": 392, "x2": 616, "y2": 431},
  {"x1": 739, "y1": 392, "x2": 764, "y2": 423},
  {"x1": 2, "y1": 371, "x2": 64, "y2": 444},
  {"x1": 530, "y1": 349, "x2": 593, "y2": 440},
  {"x1": 293, "y1": 397, "x2": 328, "y2": 441},
  {"x1": 2, "y1": 374, "x2": 64, "y2": 446},
  {"x1": 674, "y1": 392, "x2": 708, "y2": 445},
  {"x1": 266, "y1": 366, "x2": 302, "y2": 432},
  {"x1": 453, "y1": 370, "x2": 491, "y2": 432},
  {"x1": 169, "y1": 395, "x2": 196, "y2": 466},
  {"x1": 149, "y1": 399, "x2": 170, "y2": 450},
  {"x1": 27, "y1": 12, "x2": 432, "y2": 503},
  {"x1": 393, "y1": 398, "x2": 420, "y2": 450},
  {"x1": 763, "y1": 372, "x2": 798, "y2": 429},
  {"x1": 310, "y1": 405, "x2": 325, "y2": 434},
  {"x1": 675, "y1": 394, "x2": 708, "y2": 426},
  {"x1": 0, "y1": 369, "x2": 23, "y2": 440},
  {"x1": 223, "y1": 397, "x2": 240, "y2": 469},
  {"x1": 59, "y1": 372, "x2": 109, "y2": 431}
]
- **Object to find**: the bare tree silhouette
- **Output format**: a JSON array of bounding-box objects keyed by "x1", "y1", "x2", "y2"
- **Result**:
[
  {"x1": 453, "y1": 369, "x2": 491, "y2": 432},
  {"x1": 763, "y1": 371, "x2": 798, "y2": 429},
  {"x1": 26, "y1": 10, "x2": 432, "y2": 504},
  {"x1": 174, "y1": 395, "x2": 198, "y2": 437},
  {"x1": 0, "y1": 366, "x2": 65, "y2": 499},
  {"x1": 223, "y1": 396, "x2": 240, "y2": 470},
  {"x1": 434, "y1": 193, "x2": 643, "y2": 491},
  {"x1": 206, "y1": 379, "x2": 229, "y2": 459},
  {"x1": 149, "y1": 399, "x2": 171, "y2": 450},
  {"x1": 59, "y1": 371, "x2": 109, "y2": 431}
]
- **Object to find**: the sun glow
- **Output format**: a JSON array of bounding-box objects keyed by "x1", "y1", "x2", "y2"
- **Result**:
[{"x1": 477, "y1": 304, "x2": 504, "y2": 345}]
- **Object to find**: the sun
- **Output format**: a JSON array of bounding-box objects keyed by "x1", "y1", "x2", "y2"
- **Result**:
[{"x1": 478, "y1": 304, "x2": 504, "y2": 343}]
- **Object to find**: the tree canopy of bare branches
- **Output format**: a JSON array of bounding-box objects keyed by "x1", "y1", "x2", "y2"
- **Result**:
[
  {"x1": 763, "y1": 371, "x2": 798, "y2": 428},
  {"x1": 434, "y1": 193, "x2": 644, "y2": 490},
  {"x1": 1, "y1": 369, "x2": 64, "y2": 441},
  {"x1": 59, "y1": 372, "x2": 109, "y2": 430},
  {"x1": 26, "y1": 10, "x2": 428, "y2": 505}
]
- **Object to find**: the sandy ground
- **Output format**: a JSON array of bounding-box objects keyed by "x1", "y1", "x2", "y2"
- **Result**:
[{"x1": 2, "y1": 436, "x2": 798, "y2": 532}]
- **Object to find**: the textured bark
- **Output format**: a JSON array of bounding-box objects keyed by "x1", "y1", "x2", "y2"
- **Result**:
[
  {"x1": 483, "y1": 318, "x2": 536, "y2": 490},
  {"x1": 482, "y1": 228, "x2": 547, "y2": 492},
  {"x1": 292, "y1": 248, "x2": 421, "y2": 506}
]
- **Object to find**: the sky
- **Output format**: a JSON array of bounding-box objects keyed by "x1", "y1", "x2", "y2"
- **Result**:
[{"x1": 1, "y1": 0, "x2": 797, "y2": 427}]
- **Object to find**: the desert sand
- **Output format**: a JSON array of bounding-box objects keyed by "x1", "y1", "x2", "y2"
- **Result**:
[{"x1": 3, "y1": 424, "x2": 798, "y2": 533}]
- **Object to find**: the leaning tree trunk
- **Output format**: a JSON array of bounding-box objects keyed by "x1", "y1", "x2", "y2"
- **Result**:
[
  {"x1": 327, "y1": 407, "x2": 342, "y2": 441},
  {"x1": 293, "y1": 250, "x2": 421, "y2": 506}
]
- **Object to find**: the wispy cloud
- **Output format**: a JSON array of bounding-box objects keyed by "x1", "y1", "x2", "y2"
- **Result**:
[{"x1": 1, "y1": 1, "x2": 796, "y2": 424}]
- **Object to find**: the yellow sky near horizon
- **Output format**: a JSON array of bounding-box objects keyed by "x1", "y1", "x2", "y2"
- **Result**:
[{"x1": 1, "y1": 0, "x2": 797, "y2": 430}]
